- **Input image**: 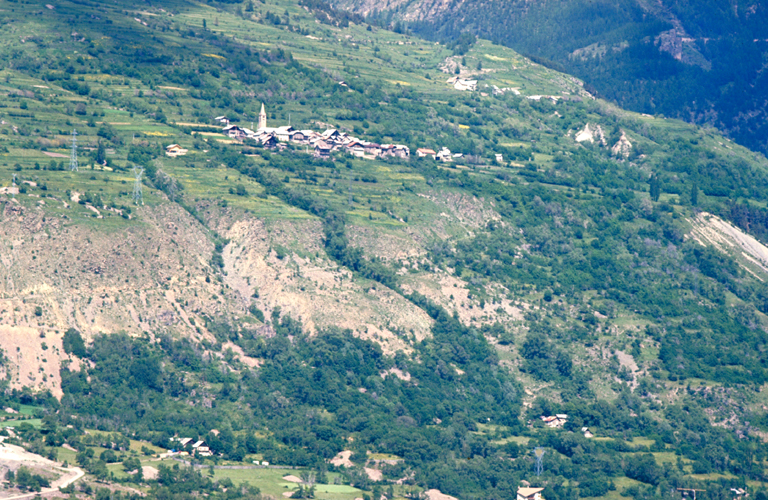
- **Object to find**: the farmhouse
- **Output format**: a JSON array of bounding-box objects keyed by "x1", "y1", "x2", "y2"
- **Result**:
[
  {"x1": 454, "y1": 79, "x2": 478, "y2": 91},
  {"x1": 165, "y1": 144, "x2": 188, "y2": 157},
  {"x1": 417, "y1": 148, "x2": 436, "y2": 158},
  {"x1": 436, "y1": 147, "x2": 453, "y2": 162},
  {"x1": 192, "y1": 440, "x2": 213, "y2": 457},
  {"x1": 540, "y1": 414, "x2": 568, "y2": 428},
  {"x1": 517, "y1": 487, "x2": 545, "y2": 500}
]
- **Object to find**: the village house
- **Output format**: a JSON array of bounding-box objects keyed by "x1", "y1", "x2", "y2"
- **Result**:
[
  {"x1": 314, "y1": 141, "x2": 332, "y2": 158},
  {"x1": 165, "y1": 144, "x2": 188, "y2": 157},
  {"x1": 192, "y1": 440, "x2": 213, "y2": 457},
  {"x1": 517, "y1": 487, "x2": 545, "y2": 500},
  {"x1": 364, "y1": 142, "x2": 381, "y2": 157},
  {"x1": 223, "y1": 124, "x2": 248, "y2": 141},
  {"x1": 417, "y1": 148, "x2": 436, "y2": 158},
  {"x1": 582, "y1": 427, "x2": 594, "y2": 438},
  {"x1": 256, "y1": 132, "x2": 278, "y2": 149},
  {"x1": 321, "y1": 129, "x2": 342, "y2": 143},
  {"x1": 274, "y1": 125, "x2": 295, "y2": 142},
  {"x1": 380, "y1": 144, "x2": 396, "y2": 157},
  {"x1": 289, "y1": 130, "x2": 310, "y2": 144},
  {"x1": 454, "y1": 79, "x2": 478, "y2": 91},
  {"x1": 540, "y1": 414, "x2": 568, "y2": 428},
  {"x1": 393, "y1": 144, "x2": 410, "y2": 158},
  {"x1": 436, "y1": 147, "x2": 453, "y2": 162}
]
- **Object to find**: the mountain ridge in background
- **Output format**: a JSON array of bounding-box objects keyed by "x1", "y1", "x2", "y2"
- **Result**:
[{"x1": 329, "y1": 0, "x2": 768, "y2": 155}]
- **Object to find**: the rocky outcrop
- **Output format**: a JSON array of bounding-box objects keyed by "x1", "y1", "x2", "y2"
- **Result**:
[
  {"x1": 611, "y1": 130, "x2": 633, "y2": 158},
  {"x1": 575, "y1": 123, "x2": 607, "y2": 146}
]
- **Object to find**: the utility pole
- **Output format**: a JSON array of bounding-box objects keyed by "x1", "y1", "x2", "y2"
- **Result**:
[
  {"x1": 69, "y1": 129, "x2": 78, "y2": 172},
  {"x1": 132, "y1": 165, "x2": 144, "y2": 205},
  {"x1": 534, "y1": 447, "x2": 545, "y2": 476}
]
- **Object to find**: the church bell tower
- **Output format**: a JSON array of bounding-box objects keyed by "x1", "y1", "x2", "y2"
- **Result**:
[{"x1": 258, "y1": 102, "x2": 267, "y2": 130}]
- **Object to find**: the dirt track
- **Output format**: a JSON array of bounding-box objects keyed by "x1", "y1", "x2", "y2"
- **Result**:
[{"x1": 0, "y1": 440, "x2": 84, "y2": 499}]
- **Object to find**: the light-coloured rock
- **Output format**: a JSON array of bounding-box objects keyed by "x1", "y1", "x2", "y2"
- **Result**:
[
  {"x1": 611, "y1": 131, "x2": 632, "y2": 158},
  {"x1": 330, "y1": 450, "x2": 354, "y2": 467}
]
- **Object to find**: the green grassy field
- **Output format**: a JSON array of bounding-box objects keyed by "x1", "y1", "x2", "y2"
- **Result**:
[{"x1": 2, "y1": 418, "x2": 42, "y2": 428}]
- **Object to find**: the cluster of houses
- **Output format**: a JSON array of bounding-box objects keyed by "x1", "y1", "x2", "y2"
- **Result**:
[
  {"x1": 415, "y1": 147, "x2": 465, "y2": 162},
  {"x1": 168, "y1": 437, "x2": 213, "y2": 457},
  {"x1": 218, "y1": 104, "x2": 410, "y2": 160},
  {"x1": 539, "y1": 414, "x2": 594, "y2": 437},
  {"x1": 540, "y1": 414, "x2": 568, "y2": 428}
]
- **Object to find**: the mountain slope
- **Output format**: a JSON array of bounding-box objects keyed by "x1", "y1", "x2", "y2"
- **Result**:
[
  {"x1": 1, "y1": 0, "x2": 768, "y2": 499},
  {"x1": 330, "y1": 0, "x2": 768, "y2": 155}
]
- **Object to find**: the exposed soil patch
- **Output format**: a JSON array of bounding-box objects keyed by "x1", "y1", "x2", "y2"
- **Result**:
[
  {"x1": 329, "y1": 450, "x2": 354, "y2": 468},
  {"x1": 207, "y1": 208, "x2": 432, "y2": 354},
  {"x1": 425, "y1": 489, "x2": 459, "y2": 500}
]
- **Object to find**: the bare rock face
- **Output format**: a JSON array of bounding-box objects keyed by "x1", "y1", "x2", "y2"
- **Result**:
[
  {"x1": 655, "y1": 29, "x2": 711, "y2": 70},
  {"x1": 0, "y1": 198, "x2": 438, "y2": 397},
  {"x1": 611, "y1": 130, "x2": 633, "y2": 158},
  {"x1": 0, "y1": 201, "x2": 238, "y2": 396},
  {"x1": 330, "y1": 0, "x2": 464, "y2": 22},
  {"x1": 204, "y1": 208, "x2": 433, "y2": 355},
  {"x1": 575, "y1": 123, "x2": 607, "y2": 146}
]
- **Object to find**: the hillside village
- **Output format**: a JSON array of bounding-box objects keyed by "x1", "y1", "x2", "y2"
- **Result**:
[
  {"x1": 170, "y1": 103, "x2": 630, "y2": 166},
  {"x1": 219, "y1": 103, "x2": 411, "y2": 160},
  {"x1": 205, "y1": 103, "x2": 488, "y2": 164}
]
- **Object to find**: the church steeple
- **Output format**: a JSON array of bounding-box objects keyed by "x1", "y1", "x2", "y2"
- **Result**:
[{"x1": 258, "y1": 102, "x2": 267, "y2": 130}]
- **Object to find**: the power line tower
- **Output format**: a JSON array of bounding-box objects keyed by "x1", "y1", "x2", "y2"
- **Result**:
[
  {"x1": 69, "y1": 129, "x2": 78, "y2": 172},
  {"x1": 534, "y1": 447, "x2": 545, "y2": 477},
  {"x1": 132, "y1": 165, "x2": 144, "y2": 205}
]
